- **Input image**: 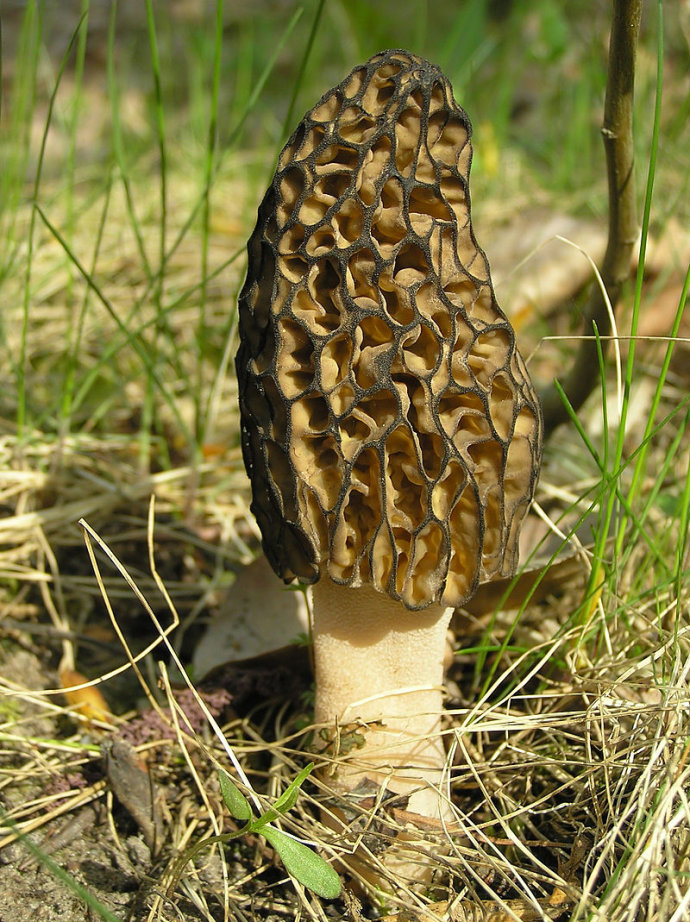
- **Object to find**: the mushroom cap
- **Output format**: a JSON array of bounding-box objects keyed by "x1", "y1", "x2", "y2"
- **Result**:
[{"x1": 236, "y1": 50, "x2": 542, "y2": 610}]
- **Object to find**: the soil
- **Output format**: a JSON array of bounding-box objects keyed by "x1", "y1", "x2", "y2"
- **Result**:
[{"x1": 0, "y1": 646, "x2": 320, "y2": 922}]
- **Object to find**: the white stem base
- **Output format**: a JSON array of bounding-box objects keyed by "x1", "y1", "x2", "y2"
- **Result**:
[{"x1": 311, "y1": 578, "x2": 453, "y2": 820}]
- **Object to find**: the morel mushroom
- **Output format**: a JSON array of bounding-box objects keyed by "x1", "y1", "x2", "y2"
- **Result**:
[{"x1": 236, "y1": 50, "x2": 542, "y2": 820}]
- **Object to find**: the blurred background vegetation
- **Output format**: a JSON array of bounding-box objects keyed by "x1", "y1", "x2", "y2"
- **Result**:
[
  {"x1": 1, "y1": 8, "x2": 689, "y2": 917},
  {"x1": 3, "y1": 1, "x2": 688, "y2": 202},
  {"x1": 0, "y1": 0, "x2": 687, "y2": 478}
]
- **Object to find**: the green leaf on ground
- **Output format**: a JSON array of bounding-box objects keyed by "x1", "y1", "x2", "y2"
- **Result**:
[
  {"x1": 218, "y1": 770, "x2": 253, "y2": 821},
  {"x1": 261, "y1": 826, "x2": 341, "y2": 899}
]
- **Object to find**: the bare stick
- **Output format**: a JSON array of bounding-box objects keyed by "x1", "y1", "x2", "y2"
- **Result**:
[{"x1": 539, "y1": 0, "x2": 642, "y2": 435}]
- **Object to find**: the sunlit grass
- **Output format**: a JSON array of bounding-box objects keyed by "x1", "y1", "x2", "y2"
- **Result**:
[{"x1": 0, "y1": 0, "x2": 688, "y2": 919}]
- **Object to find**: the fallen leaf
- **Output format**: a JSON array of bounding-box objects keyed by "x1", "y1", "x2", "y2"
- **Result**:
[
  {"x1": 60, "y1": 668, "x2": 113, "y2": 726},
  {"x1": 192, "y1": 555, "x2": 310, "y2": 679},
  {"x1": 490, "y1": 210, "x2": 607, "y2": 330},
  {"x1": 459, "y1": 552, "x2": 587, "y2": 619},
  {"x1": 102, "y1": 738, "x2": 164, "y2": 856}
]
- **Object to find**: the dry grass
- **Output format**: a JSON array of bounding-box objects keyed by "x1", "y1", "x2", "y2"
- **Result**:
[
  {"x1": 2, "y1": 511, "x2": 688, "y2": 920},
  {"x1": 1, "y1": 4, "x2": 689, "y2": 919},
  {"x1": 1, "y1": 152, "x2": 688, "y2": 920}
]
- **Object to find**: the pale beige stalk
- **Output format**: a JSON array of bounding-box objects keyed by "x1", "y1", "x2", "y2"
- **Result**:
[{"x1": 312, "y1": 578, "x2": 453, "y2": 819}]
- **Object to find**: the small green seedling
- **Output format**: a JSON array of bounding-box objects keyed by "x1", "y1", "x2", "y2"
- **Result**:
[{"x1": 170, "y1": 763, "x2": 341, "y2": 901}]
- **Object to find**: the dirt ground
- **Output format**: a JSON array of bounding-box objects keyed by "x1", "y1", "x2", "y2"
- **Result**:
[
  {"x1": 2, "y1": 4, "x2": 689, "y2": 920},
  {"x1": 0, "y1": 642, "x2": 322, "y2": 922}
]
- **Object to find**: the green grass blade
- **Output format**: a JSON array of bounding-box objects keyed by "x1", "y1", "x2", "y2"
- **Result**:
[
  {"x1": 18, "y1": 13, "x2": 87, "y2": 437},
  {"x1": 672, "y1": 412, "x2": 690, "y2": 630},
  {"x1": 218, "y1": 770, "x2": 253, "y2": 821},
  {"x1": 281, "y1": 0, "x2": 327, "y2": 142},
  {"x1": 107, "y1": 0, "x2": 152, "y2": 281},
  {"x1": 35, "y1": 205, "x2": 191, "y2": 444},
  {"x1": 0, "y1": 805, "x2": 124, "y2": 922},
  {"x1": 59, "y1": 171, "x2": 114, "y2": 431},
  {"x1": 613, "y1": 0, "x2": 664, "y2": 554},
  {"x1": 165, "y1": 2, "x2": 306, "y2": 280},
  {"x1": 0, "y1": 1, "x2": 42, "y2": 280},
  {"x1": 140, "y1": 0, "x2": 168, "y2": 471},
  {"x1": 196, "y1": 0, "x2": 225, "y2": 447}
]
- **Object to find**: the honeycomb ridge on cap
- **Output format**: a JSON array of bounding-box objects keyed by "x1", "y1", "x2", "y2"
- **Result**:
[{"x1": 236, "y1": 49, "x2": 543, "y2": 610}]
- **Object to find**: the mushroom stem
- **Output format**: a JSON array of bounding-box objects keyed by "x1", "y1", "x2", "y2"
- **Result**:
[{"x1": 312, "y1": 577, "x2": 453, "y2": 819}]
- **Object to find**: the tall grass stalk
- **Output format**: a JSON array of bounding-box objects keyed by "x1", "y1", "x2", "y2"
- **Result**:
[
  {"x1": 196, "y1": 0, "x2": 225, "y2": 448},
  {"x1": 280, "y1": 0, "x2": 327, "y2": 144},
  {"x1": 198, "y1": 5, "x2": 306, "y2": 449},
  {"x1": 583, "y1": 0, "x2": 663, "y2": 630},
  {"x1": 57, "y1": 173, "x2": 113, "y2": 444},
  {"x1": 63, "y1": 0, "x2": 90, "y2": 298},
  {"x1": 613, "y1": 0, "x2": 667, "y2": 559},
  {"x1": 106, "y1": 3, "x2": 152, "y2": 281},
  {"x1": 140, "y1": 0, "x2": 168, "y2": 473},
  {"x1": 672, "y1": 415, "x2": 690, "y2": 627},
  {"x1": 0, "y1": 0, "x2": 42, "y2": 283},
  {"x1": 18, "y1": 15, "x2": 85, "y2": 441}
]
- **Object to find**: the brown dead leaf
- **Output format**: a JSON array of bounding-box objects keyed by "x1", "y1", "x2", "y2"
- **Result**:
[
  {"x1": 637, "y1": 279, "x2": 688, "y2": 340},
  {"x1": 60, "y1": 668, "x2": 113, "y2": 726},
  {"x1": 458, "y1": 552, "x2": 587, "y2": 620},
  {"x1": 192, "y1": 555, "x2": 310, "y2": 679},
  {"x1": 490, "y1": 210, "x2": 607, "y2": 330},
  {"x1": 102, "y1": 738, "x2": 164, "y2": 856}
]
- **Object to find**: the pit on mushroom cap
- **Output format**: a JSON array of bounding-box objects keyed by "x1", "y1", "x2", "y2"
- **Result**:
[{"x1": 236, "y1": 49, "x2": 542, "y2": 838}]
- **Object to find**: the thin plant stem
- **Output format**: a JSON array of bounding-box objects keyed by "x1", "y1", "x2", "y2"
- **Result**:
[
  {"x1": 539, "y1": 0, "x2": 642, "y2": 434},
  {"x1": 281, "y1": 0, "x2": 327, "y2": 143},
  {"x1": 673, "y1": 413, "x2": 690, "y2": 629},
  {"x1": 58, "y1": 173, "x2": 114, "y2": 447},
  {"x1": 63, "y1": 0, "x2": 90, "y2": 305},
  {"x1": 141, "y1": 0, "x2": 168, "y2": 473},
  {"x1": 585, "y1": 0, "x2": 662, "y2": 610},
  {"x1": 615, "y1": 0, "x2": 673, "y2": 561},
  {"x1": 197, "y1": 0, "x2": 225, "y2": 448},
  {"x1": 107, "y1": 0, "x2": 153, "y2": 283},
  {"x1": 18, "y1": 11, "x2": 85, "y2": 440}
]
